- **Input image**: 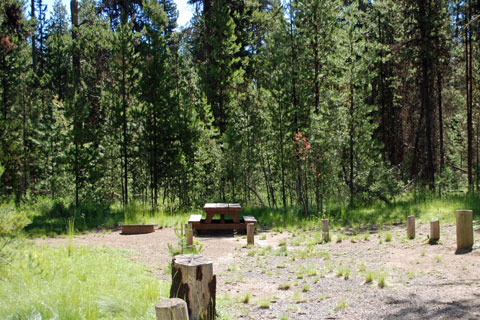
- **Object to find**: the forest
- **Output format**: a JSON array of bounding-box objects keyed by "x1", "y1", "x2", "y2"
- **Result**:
[
  {"x1": 0, "y1": 0, "x2": 478, "y2": 214},
  {"x1": 2, "y1": 0, "x2": 480, "y2": 319}
]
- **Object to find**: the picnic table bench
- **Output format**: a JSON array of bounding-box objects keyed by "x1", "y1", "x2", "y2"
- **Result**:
[{"x1": 188, "y1": 203, "x2": 257, "y2": 233}]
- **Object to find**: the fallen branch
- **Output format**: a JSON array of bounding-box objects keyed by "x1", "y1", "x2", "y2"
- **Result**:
[
  {"x1": 245, "y1": 183, "x2": 266, "y2": 207},
  {"x1": 446, "y1": 159, "x2": 467, "y2": 174}
]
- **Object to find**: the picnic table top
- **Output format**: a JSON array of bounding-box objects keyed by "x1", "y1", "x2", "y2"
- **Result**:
[{"x1": 203, "y1": 203, "x2": 241, "y2": 209}]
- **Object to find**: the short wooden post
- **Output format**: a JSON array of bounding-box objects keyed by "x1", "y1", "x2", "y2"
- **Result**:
[
  {"x1": 456, "y1": 210, "x2": 473, "y2": 250},
  {"x1": 170, "y1": 254, "x2": 216, "y2": 320},
  {"x1": 185, "y1": 223, "x2": 193, "y2": 248},
  {"x1": 407, "y1": 215, "x2": 415, "y2": 239},
  {"x1": 322, "y1": 219, "x2": 329, "y2": 242},
  {"x1": 247, "y1": 223, "x2": 254, "y2": 245},
  {"x1": 429, "y1": 220, "x2": 440, "y2": 244},
  {"x1": 155, "y1": 298, "x2": 189, "y2": 320}
]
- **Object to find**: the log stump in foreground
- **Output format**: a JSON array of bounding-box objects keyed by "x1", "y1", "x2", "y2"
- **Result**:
[
  {"x1": 456, "y1": 210, "x2": 473, "y2": 251},
  {"x1": 170, "y1": 254, "x2": 216, "y2": 320},
  {"x1": 155, "y1": 298, "x2": 188, "y2": 320}
]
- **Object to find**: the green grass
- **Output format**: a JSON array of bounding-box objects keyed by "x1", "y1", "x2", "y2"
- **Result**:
[
  {"x1": 242, "y1": 193, "x2": 480, "y2": 230},
  {"x1": 13, "y1": 192, "x2": 480, "y2": 238},
  {"x1": 364, "y1": 271, "x2": 374, "y2": 283},
  {"x1": 384, "y1": 232, "x2": 393, "y2": 242},
  {"x1": 335, "y1": 299, "x2": 347, "y2": 310},
  {"x1": 241, "y1": 292, "x2": 251, "y2": 303},
  {"x1": 0, "y1": 243, "x2": 168, "y2": 319},
  {"x1": 24, "y1": 199, "x2": 192, "y2": 236},
  {"x1": 377, "y1": 275, "x2": 386, "y2": 288}
]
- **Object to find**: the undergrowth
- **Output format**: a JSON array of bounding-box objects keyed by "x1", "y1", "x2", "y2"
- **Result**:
[{"x1": 243, "y1": 193, "x2": 480, "y2": 229}]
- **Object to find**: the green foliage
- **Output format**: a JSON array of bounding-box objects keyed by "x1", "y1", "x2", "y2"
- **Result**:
[{"x1": 0, "y1": 0, "x2": 477, "y2": 227}]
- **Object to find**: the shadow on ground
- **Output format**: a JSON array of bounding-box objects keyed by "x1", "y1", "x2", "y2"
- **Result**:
[{"x1": 384, "y1": 293, "x2": 480, "y2": 319}]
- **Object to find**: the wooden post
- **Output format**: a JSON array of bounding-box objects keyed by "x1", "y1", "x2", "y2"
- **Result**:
[
  {"x1": 155, "y1": 298, "x2": 189, "y2": 320},
  {"x1": 170, "y1": 254, "x2": 216, "y2": 320},
  {"x1": 247, "y1": 223, "x2": 254, "y2": 245},
  {"x1": 456, "y1": 210, "x2": 474, "y2": 250},
  {"x1": 185, "y1": 223, "x2": 193, "y2": 248},
  {"x1": 322, "y1": 219, "x2": 329, "y2": 242},
  {"x1": 407, "y1": 215, "x2": 415, "y2": 239},
  {"x1": 429, "y1": 220, "x2": 440, "y2": 244}
]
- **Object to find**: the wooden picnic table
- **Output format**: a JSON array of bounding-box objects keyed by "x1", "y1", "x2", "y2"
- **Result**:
[
  {"x1": 188, "y1": 203, "x2": 257, "y2": 232},
  {"x1": 203, "y1": 203, "x2": 242, "y2": 224}
]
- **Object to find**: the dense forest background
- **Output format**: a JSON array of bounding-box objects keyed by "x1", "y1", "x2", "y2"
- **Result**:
[{"x1": 0, "y1": 0, "x2": 479, "y2": 214}]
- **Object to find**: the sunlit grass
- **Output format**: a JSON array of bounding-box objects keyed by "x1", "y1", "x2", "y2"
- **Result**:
[
  {"x1": 0, "y1": 243, "x2": 168, "y2": 319},
  {"x1": 242, "y1": 194, "x2": 480, "y2": 229}
]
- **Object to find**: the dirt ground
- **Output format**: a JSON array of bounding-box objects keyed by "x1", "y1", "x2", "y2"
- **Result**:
[{"x1": 35, "y1": 222, "x2": 480, "y2": 320}]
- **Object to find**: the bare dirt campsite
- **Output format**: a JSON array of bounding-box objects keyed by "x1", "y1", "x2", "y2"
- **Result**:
[{"x1": 36, "y1": 222, "x2": 480, "y2": 319}]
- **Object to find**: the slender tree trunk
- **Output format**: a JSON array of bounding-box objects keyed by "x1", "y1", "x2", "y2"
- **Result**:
[
  {"x1": 280, "y1": 105, "x2": 287, "y2": 209},
  {"x1": 438, "y1": 74, "x2": 444, "y2": 173},
  {"x1": 438, "y1": 73, "x2": 444, "y2": 196},
  {"x1": 313, "y1": 9, "x2": 319, "y2": 114},
  {"x1": 476, "y1": 117, "x2": 479, "y2": 190},
  {"x1": 419, "y1": 0, "x2": 435, "y2": 190},
  {"x1": 349, "y1": 83, "x2": 354, "y2": 207},
  {"x1": 71, "y1": 0, "x2": 80, "y2": 207},
  {"x1": 122, "y1": 43, "x2": 128, "y2": 205},
  {"x1": 31, "y1": 0, "x2": 37, "y2": 74},
  {"x1": 466, "y1": 3, "x2": 473, "y2": 190},
  {"x1": 289, "y1": 4, "x2": 303, "y2": 210}
]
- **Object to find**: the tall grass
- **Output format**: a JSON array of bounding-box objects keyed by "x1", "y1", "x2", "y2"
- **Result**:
[
  {"x1": 25, "y1": 199, "x2": 193, "y2": 236},
  {"x1": 15, "y1": 193, "x2": 480, "y2": 237},
  {"x1": 0, "y1": 243, "x2": 168, "y2": 319},
  {"x1": 243, "y1": 193, "x2": 480, "y2": 229}
]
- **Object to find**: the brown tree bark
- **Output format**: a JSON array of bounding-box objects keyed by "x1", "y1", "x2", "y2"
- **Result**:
[{"x1": 170, "y1": 255, "x2": 216, "y2": 320}]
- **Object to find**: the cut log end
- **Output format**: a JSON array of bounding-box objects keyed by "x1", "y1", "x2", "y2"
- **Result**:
[
  {"x1": 173, "y1": 254, "x2": 212, "y2": 267},
  {"x1": 155, "y1": 298, "x2": 188, "y2": 320}
]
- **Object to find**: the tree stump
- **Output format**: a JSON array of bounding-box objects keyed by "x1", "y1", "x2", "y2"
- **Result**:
[
  {"x1": 247, "y1": 223, "x2": 254, "y2": 245},
  {"x1": 170, "y1": 254, "x2": 216, "y2": 320},
  {"x1": 456, "y1": 210, "x2": 473, "y2": 250},
  {"x1": 322, "y1": 219, "x2": 329, "y2": 242},
  {"x1": 407, "y1": 215, "x2": 415, "y2": 239},
  {"x1": 185, "y1": 223, "x2": 193, "y2": 248},
  {"x1": 429, "y1": 220, "x2": 440, "y2": 244},
  {"x1": 155, "y1": 298, "x2": 188, "y2": 320}
]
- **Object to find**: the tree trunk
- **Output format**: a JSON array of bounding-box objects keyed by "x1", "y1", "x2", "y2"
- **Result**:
[
  {"x1": 170, "y1": 254, "x2": 216, "y2": 320},
  {"x1": 466, "y1": 1, "x2": 473, "y2": 190},
  {"x1": 438, "y1": 74, "x2": 444, "y2": 175},
  {"x1": 31, "y1": 0, "x2": 37, "y2": 74},
  {"x1": 70, "y1": 0, "x2": 80, "y2": 207}
]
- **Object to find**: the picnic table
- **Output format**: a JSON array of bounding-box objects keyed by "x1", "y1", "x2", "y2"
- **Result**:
[{"x1": 188, "y1": 203, "x2": 257, "y2": 232}]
